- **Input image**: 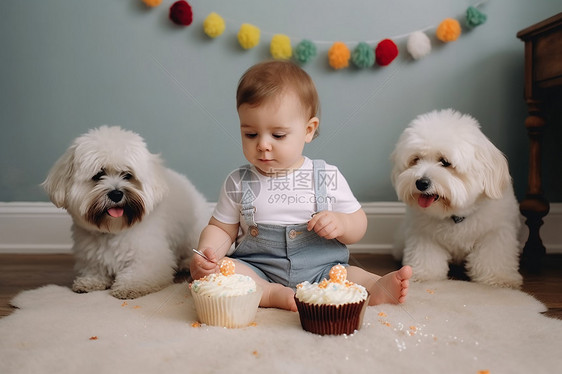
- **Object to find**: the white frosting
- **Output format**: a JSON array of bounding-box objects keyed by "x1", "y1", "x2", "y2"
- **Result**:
[
  {"x1": 191, "y1": 273, "x2": 257, "y2": 297},
  {"x1": 296, "y1": 280, "x2": 367, "y2": 306}
]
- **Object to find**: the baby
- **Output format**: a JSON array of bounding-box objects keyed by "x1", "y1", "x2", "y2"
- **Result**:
[{"x1": 191, "y1": 60, "x2": 411, "y2": 311}]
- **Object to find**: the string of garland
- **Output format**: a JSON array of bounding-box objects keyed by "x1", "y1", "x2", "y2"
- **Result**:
[{"x1": 141, "y1": 0, "x2": 489, "y2": 70}]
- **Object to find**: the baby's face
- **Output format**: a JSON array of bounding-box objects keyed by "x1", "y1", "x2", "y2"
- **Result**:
[{"x1": 238, "y1": 91, "x2": 318, "y2": 176}]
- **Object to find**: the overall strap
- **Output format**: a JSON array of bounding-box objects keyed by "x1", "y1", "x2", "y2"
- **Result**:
[
  {"x1": 313, "y1": 159, "x2": 330, "y2": 212},
  {"x1": 239, "y1": 165, "x2": 258, "y2": 229}
]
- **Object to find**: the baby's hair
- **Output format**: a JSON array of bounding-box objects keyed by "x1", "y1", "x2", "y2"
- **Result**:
[{"x1": 236, "y1": 60, "x2": 320, "y2": 138}]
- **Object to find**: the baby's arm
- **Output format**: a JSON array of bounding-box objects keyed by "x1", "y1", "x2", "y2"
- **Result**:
[
  {"x1": 307, "y1": 209, "x2": 367, "y2": 245},
  {"x1": 190, "y1": 217, "x2": 239, "y2": 280}
]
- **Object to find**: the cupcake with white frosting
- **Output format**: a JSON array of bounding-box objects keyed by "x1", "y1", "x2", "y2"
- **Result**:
[
  {"x1": 190, "y1": 258, "x2": 262, "y2": 328},
  {"x1": 295, "y1": 264, "x2": 370, "y2": 335}
]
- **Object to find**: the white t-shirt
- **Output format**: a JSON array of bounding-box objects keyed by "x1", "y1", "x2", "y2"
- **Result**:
[{"x1": 213, "y1": 157, "x2": 362, "y2": 242}]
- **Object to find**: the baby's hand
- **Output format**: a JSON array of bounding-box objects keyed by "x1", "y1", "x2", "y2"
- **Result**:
[
  {"x1": 307, "y1": 211, "x2": 345, "y2": 240},
  {"x1": 189, "y1": 248, "x2": 219, "y2": 280}
]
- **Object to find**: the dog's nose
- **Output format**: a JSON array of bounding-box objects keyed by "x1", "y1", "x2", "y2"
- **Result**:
[
  {"x1": 416, "y1": 178, "x2": 431, "y2": 192},
  {"x1": 108, "y1": 190, "x2": 124, "y2": 203}
]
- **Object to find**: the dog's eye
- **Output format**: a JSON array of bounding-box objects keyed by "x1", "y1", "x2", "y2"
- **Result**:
[
  {"x1": 122, "y1": 173, "x2": 133, "y2": 180},
  {"x1": 440, "y1": 158, "x2": 451, "y2": 167},
  {"x1": 92, "y1": 171, "x2": 106, "y2": 181},
  {"x1": 409, "y1": 157, "x2": 419, "y2": 166}
]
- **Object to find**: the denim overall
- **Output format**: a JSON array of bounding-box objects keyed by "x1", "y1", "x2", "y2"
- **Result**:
[{"x1": 231, "y1": 160, "x2": 349, "y2": 289}]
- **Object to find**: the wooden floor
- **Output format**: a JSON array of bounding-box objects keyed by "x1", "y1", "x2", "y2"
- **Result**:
[{"x1": 1, "y1": 253, "x2": 561, "y2": 319}]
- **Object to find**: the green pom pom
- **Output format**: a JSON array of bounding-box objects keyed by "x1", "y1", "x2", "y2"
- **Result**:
[
  {"x1": 294, "y1": 39, "x2": 316, "y2": 64},
  {"x1": 466, "y1": 6, "x2": 487, "y2": 28},
  {"x1": 351, "y1": 42, "x2": 375, "y2": 68}
]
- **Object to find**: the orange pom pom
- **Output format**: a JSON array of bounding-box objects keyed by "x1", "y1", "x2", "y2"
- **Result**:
[
  {"x1": 436, "y1": 18, "x2": 461, "y2": 42},
  {"x1": 329, "y1": 264, "x2": 347, "y2": 283},
  {"x1": 219, "y1": 258, "x2": 235, "y2": 276},
  {"x1": 328, "y1": 42, "x2": 350, "y2": 69},
  {"x1": 142, "y1": 0, "x2": 162, "y2": 7}
]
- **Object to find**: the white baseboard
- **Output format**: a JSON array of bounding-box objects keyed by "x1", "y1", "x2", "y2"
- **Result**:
[{"x1": 1, "y1": 201, "x2": 561, "y2": 254}]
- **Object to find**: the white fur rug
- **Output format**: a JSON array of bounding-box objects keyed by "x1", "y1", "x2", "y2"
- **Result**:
[{"x1": 1, "y1": 280, "x2": 561, "y2": 374}]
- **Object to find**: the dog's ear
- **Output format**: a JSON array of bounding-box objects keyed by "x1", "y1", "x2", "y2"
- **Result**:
[
  {"x1": 476, "y1": 139, "x2": 511, "y2": 200},
  {"x1": 390, "y1": 152, "x2": 402, "y2": 188},
  {"x1": 41, "y1": 145, "x2": 76, "y2": 208},
  {"x1": 141, "y1": 153, "x2": 169, "y2": 210},
  {"x1": 390, "y1": 132, "x2": 410, "y2": 188}
]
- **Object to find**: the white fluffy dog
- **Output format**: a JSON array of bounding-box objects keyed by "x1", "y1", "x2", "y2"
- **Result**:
[
  {"x1": 42, "y1": 126, "x2": 210, "y2": 299},
  {"x1": 391, "y1": 109, "x2": 523, "y2": 288}
]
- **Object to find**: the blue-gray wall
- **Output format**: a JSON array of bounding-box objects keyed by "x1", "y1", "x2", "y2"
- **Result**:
[{"x1": 1, "y1": 0, "x2": 561, "y2": 203}]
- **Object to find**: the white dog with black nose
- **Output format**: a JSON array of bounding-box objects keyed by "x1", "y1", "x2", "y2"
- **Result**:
[
  {"x1": 391, "y1": 109, "x2": 523, "y2": 288},
  {"x1": 42, "y1": 126, "x2": 210, "y2": 299}
]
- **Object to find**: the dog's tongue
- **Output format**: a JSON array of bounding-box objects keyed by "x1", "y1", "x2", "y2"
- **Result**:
[
  {"x1": 107, "y1": 208, "x2": 124, "y2": 218},
  {"x1": 418, "y1": 194, "x2": 437, "y2": 208}
]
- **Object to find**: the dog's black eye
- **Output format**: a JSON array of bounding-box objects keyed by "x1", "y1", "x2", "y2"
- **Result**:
[
  {"x1": 92, "y1": 170, "x2": 106, "y2": 181},
  {"x1": 409, "y1": 157, "x2": 420, "y2": 166},
  {"x1": 122, "y1": 173, "x2": 133, "y2": 180},
  {"x1": 440, "y1": 158, "x2": 451, "y2": 167}
]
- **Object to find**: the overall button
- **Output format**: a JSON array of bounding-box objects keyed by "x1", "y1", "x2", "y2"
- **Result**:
[
  {"x1": 250, "y1": 226, "x2": 259, "y2": 237},
  {"x1": 288, "y1": 229, "x2": 297, "y2": 239}
]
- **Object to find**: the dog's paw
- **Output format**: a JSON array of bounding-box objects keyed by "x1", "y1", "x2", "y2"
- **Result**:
[
  {"x1": 110, "y1": 285, "x2": 163, "y2": 299},
  {"x1": 72, "y1": 277, "x2": 112, "y2": 293},
  {"x1": 468, "y1": 265, "x2": 523, "y2": 289},
  {"x1": 475, "y1": 273, "x2": 523, "y2": 289},
  {"x1": 406, "y1": 263, "x2": 449, "y2": 283},
  {"x1": 411, "y1": 273, "x2": 448, "y2": 283},
  {"x1": 110, "y1": 288, "x2": 146, "y2": 299}
]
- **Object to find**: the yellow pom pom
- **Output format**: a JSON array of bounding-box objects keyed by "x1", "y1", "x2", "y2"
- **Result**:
[
  {"x1": 270, "y1": 34, "x2": 292, "y2": 60},
  {"x1": 141, "y1": 0, "x2": 162, "y2": 7},
  {"x1": 328, "y1": 42, "x2": 350, "y2": 69},
  {"x1": 203, "y1": 12, "x2": 225, "y2": 38},
  {"x1": 436, "y1": 18, "x2": 461, "y2": 42},
  {"x1": 238, "y1": 23, "x2": 261, "y2": 50}
]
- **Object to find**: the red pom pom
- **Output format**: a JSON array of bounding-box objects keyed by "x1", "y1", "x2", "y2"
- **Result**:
[
  {"x1": 169, "y1": 1, "x2": 193, "y2": 26},
  {"x1": 375, "y1": 39, "x2": 399, "y2": 66}
]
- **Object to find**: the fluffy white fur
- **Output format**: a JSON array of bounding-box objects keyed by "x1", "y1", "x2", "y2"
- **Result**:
[
  {"x1": 391, "y1": 109, "x2": 523, "y2": 288},
  {"x1": 42, "y1": 126, "x2": 210, "y2": 299}
]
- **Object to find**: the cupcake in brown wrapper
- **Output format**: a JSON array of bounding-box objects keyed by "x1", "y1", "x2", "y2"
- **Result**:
[
  {"x1": 294, "y1": 264, "x2": 370, "y2": 335},
  {"x1": 295, "y1": 293, "x2": 370, "y2": 335}
]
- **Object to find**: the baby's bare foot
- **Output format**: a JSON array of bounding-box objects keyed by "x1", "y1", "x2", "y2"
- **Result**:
[
  {"x1": 369, "y1": 266, "x2": 412, "y2": 305},
  {"x1": 260, "y1": 284, "x2": 297, "y2": 311}
]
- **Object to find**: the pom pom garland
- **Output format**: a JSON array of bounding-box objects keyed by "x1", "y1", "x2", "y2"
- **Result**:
[
  {"x1": 294, "y1": 39, "x2": 317, "y2": 64},
  {"x1": 466, "y1": 6, "x2": 487, "y2": 28},
  {"x1": 203, "y1": 12, "x2": 225, "y2": 38},
  {"x1": 351, "y1": 42, "x2": 375, "y2": 68},
  {"x1": 375, "y1": 39, "x2": 398, "y2": 66},
  {"x1": 169, "y1": 1, "x2": 193, "y2": 26},
  {"x1": 436, "y1": 18, "x2": 461, "y2": 42},
  {"x1": 141, "y1": 0, "x2": 162, "y2": 7},
  {"x1": 407, "y1": 31, "x2": 431, "y2": 60},
  {"x1": 159, "y1": 3, "x2": 488, "y2": 70},
  {"x1": 270, "y1": 34, "x2": 292, "y2": 60},
  {"x1": 328, "y1": 42, "x2": 351, "y2": 69},
  {"x1": 238, "y1": 23, "x2": 260, "y2": 49}
]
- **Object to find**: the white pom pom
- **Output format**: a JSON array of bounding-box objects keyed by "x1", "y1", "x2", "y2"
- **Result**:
[{"x1": 407, "y1": 31, "x2": 431, "y2": 60}]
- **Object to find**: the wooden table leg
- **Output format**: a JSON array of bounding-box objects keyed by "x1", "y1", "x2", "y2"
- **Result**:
[{"x1": 519, "y1": 100, "x2": 549, "y2": 273}]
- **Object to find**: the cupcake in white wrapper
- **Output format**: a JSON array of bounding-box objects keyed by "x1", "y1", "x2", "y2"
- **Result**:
[{"x1": 190, "y1": 258, "x2": 262, "y2": 328}]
